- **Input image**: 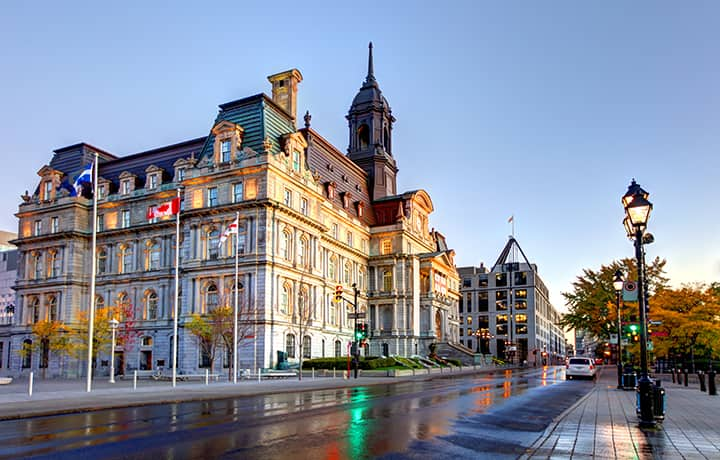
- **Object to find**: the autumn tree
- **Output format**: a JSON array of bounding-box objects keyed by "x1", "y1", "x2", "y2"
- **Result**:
[
  {"x1": 19, "y1": 320, "x2": 72, "y2": 378},
  {"x1": 648, "y1": 283, "x2": 720, "y2": 372},
  {"x1": 71, "y1": 306, "x2": 115, "y2": 375},
  {"x1": 287, "y1": 283, "x2": 313, "y2": 380},
  {"x1": 560, "y1": 257, "x2": 668, "y2": 340}
]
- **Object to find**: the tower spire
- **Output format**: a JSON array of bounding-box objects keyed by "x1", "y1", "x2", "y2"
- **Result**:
[{"x1": 366, "y1": 42, "x2": 376, "y2": 84}]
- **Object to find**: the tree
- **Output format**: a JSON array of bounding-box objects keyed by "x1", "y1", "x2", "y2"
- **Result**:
[
  {"x1": 560, "y1": 257, "x2": 668, "y2": 341},
  {"x1": 288, "y1": 284, "x2": 313, "y2": 380},
  {"x1": 71, "y1": 306, "x2": 115, "y2": 374},
  {"x1": 19, "y1": 320, "x2": 72, "y2": 378},
  {"x1": 649, "y1": 283, "x2": 720, "y2": 372},
  {"x1": 112, "y1": 299, "x2": 140, "y2": 375}
]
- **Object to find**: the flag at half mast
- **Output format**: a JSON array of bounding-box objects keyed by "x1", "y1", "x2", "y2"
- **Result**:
[
  {"x1": 219, "y1": 217, "x2": 239, "y2": 247},
  {"x1": 147, "y1": 198, "x2": 180, "y2": 220}
]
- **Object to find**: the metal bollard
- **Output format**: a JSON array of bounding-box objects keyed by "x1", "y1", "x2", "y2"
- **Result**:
[
  {"x1": 699, "y1": 372, "x2": 707, "y2": 392},
  {"x1": 312, "y1": 367, "x2": 315, "y2": 380},
  {"x1": 684, "y1": 369, "x2": 689, "y2": 387},
  {"x1": 205, "y1": 369, "x2": 209, "y2": 385},
  {"x1": 708, "y1": 371, "x2": 717, "y2": 396},
  {"x1": 28, "y1": 371, "x2": 34, "y2": 397},
  {"x1": 133, "y1": 370, "x2": 137, "y2": 390},
  {"x1": 333, "y1": 367, "x2": 336, "y2": 379},
  {"x1": 671, "y1": 369, "x2": 676, "y2": 384}
]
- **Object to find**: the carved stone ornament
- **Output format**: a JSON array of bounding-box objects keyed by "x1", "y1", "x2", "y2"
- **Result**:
[
  {"x1": 263, "y1": 136, "x2": 273, "y2": 153},
  {"x1": 21, "y1": 190, "x2": 31, "y2": 203}
]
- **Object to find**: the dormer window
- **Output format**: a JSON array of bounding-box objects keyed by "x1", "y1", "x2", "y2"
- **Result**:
[
  {"x1": 43, "y1": 181, "x2": 53, "y2": 201},
  {"x1": 148, "y1": 174, "x2": 158, "y2": 190},
  {"x1": 221, "y1": 140, "x2": 231, "y2": 163},
  {"x1": 98, "y1": 184, "x2": 106, "y2": 199},
  {"x1": 342, "y1": 192, "x2": 351, "y2": 209},
  {"x1": 292, "y1": 150, "x2": 300, "y2": 172},
  {"x1": 177, "y1": 168, "x2": 185, "y2": 182},
  {"x1": 356, "y1": 201, "x2": 365, "y2": 217},
  {"x1": 326, "y1": 182, "x2": 336, "y2": 200}
]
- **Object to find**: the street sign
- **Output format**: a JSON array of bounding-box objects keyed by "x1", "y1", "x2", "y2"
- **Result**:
[
  {"x1": 649, "y1": 320, "x2": 662, "y2": 326},
  {"x1": 623, "y1": 280, "x2": 638, "y2": 301},
  {"x1": 609, "y1": 334, "x2": 618, "y2": 344},
  {"x1": 348, "y1": 312, "x2": 366, "y2": 319},
  {"x1": 651, "y1": 330, "x2": 669, "y2": 337},
  {"x1": 507, "y1": 346, "x2": 517, "y2": 352}
]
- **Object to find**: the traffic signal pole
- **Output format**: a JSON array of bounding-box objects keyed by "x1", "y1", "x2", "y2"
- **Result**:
[{"x1": 353, "y1": 283, "x2": 359, "y2": 378}]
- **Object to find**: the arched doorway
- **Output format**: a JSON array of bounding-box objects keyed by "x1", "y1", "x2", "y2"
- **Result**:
[{"x1": 434, "y1": 310, "x2": 443, "y2": 340}]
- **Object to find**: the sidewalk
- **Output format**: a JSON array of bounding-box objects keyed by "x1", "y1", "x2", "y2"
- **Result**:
[
  {"x1": 0, "y1": 366, "x2": 496, "y2": 421},
  {"x1": 522, "y1": 368, "x2": 720, "y2": 459}
]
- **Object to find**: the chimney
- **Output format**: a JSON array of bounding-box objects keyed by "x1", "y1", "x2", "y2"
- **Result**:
[{"x1": 267, "y1": 69, "x2": 303, "y2": 123}]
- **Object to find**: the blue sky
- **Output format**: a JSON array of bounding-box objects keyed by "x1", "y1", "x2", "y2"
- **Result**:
[{"x1": 1, "y1": 1, "x2": 718, "y2": 310}]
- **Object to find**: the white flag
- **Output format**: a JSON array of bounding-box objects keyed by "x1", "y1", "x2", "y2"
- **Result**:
[{"x1": 219, "y1": 217, "x2": 239, "y2": 247}]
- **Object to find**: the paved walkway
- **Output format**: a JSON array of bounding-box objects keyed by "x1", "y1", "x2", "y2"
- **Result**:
[{"x1": 522, "y1": 368, "x2": 720, "y2": 459}]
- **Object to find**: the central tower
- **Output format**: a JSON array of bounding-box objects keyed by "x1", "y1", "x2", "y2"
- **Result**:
[{"x1": 347, "y1": 43, "x2": 397, "y2": 201}]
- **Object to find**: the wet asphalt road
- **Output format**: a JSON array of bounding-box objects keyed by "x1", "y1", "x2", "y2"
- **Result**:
[{"x1": 0, "y1": 366, "x2": 594, "y2": 459}]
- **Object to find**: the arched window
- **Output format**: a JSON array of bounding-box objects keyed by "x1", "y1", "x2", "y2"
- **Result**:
[
  {"x1": 358, "y1": 269, "x2": 366, "y2": 291},
  {"x1": 280, "y1": 282, "x2": 292, "y2": 316},
  {"x1": 119, "y1": 244, "x2": 133, "y2": 274},
  {"x1": 357, "y1": 124, "x2": 370, "y2": 150},
  {"x1": 47, "y1": 250, "x2": 59, "y2": 278},
  {"x1": 97, "y1": 247, "x2": 108, "y2": 274},
  {"x1": 29, "y1": 297, "x2": 40, "y2": 324},
  {"x1": 95, "y1": 294, "x2": 105, "y2": 312},
  {"x1": 383, "y1": 269, "x2": 393, "y2": 292},
  {"x1": 22, "y1": 339, "x2": 32, "y2": 368},
  {"x1": 203, "y1": 282, "x2": 218, "y2": 314},
  {"x1": 145, "y1": 240, "x2": 161, "y2": 270},
  {"x1": 298, "y1": 237, "x2": 308, "y2": 267},
  {"x1": 117, "y1": 292, "x2": 131, "y2": 318},
  {"x1": 280, "y1": 230, "x2": 292, "y2": 261},
  {"x1": 334, "y1": 340, "x2": 342, "y2": 358},
  {"x1": 328, "y1": 256, "x2": 337, "y2": 281},
  {"x1": 303, "y1": 335, "x2": 311, "y2": 359},
  {"x1": 343, "y1": 263, "x2": 351, "y2": 286},
  {"x1": 47, "y1": 295, "x2": 57, "y2": 322},
  {"x1": 298, "y1": 286, "x2": 308, "y2": 317},
  {"x1": 286, "y1": 333, "x2": 296, "y2": 359},
  {"x1": 383, "y1": 126, "x2": 390, "y2": 152},
  {"x1": 145, "y1": 290, "x2": 158, "y2": 320},
  {"x1": 206, "y1": 228, "x2": 220, "y2": 259},
  {"x1": 32, "y1": 252, "x2": 42, "y2": 280}
]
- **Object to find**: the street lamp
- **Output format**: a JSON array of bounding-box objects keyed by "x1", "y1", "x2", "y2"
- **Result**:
[
  {"x1": 613, "y1": 270, "x2": 624, "y2": 389},
  {"x1": 474, "y1": 328, "x2": 492, "y2": 355},
  {"x1": 109, "y1": 318, "x2": 119, "y2": 384},
  {"x1": 622, "y1": 179, "x2": 655, "y2": 427}
]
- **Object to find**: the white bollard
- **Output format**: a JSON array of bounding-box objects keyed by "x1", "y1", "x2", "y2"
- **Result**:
[
  {"x1": 333, "y1": 367, "x2": 336, "y2": 379},
  {"x1": 312, "y1": 368, "x2": 315, "y2": 380},
  {"x1": 258, "y1": 369, "x2": 261, "y2": 383},
  {"x1": 205, "y1": 369, "x2": 209, "y2": 386},
  {"x1": 133, "y1": 370, "x2": 137, "y2": 390},
  {"x1": 28, "y1": 372, "x2": 34, "y2": 397}
]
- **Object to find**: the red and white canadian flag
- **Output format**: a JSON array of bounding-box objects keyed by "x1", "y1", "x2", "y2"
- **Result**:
[
  {"x1": 218, "y1": 217, "x2": 239, "y2": 247},
  {"x1": 147, "y1": 198, "x2": 180, "y2": 220}
]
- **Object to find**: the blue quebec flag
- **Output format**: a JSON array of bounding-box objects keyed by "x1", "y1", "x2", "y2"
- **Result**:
[{"x1": 57, "y1": 162, "x2": 93, "y2": 197}]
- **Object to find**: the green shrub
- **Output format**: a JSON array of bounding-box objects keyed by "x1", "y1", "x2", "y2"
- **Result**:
[
  {"x1": 302, "y1": 358, "x2": 348, "y2": 370},
  {"x1": 361, "y1": 357, "x2": 396, "y2": 370},
  {"x1": 446, "y1": 358, "x2": 462, "y2": 367}
]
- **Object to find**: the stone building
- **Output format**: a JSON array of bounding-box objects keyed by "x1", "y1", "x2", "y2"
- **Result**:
[
  {"x1": 6, "y1": 45, "x2": 460, "y2": 378},
  {"x1": 457, "y1": 237, "x2": 566, "y2": 365}
]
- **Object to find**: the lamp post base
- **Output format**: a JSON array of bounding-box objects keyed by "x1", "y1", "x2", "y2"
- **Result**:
[
  {"x1": 617, "y1": 363, "x2": 623, "y2": 389},
  {"x1": 637, "y1": 375, "x2": 656, "y2": 427}
]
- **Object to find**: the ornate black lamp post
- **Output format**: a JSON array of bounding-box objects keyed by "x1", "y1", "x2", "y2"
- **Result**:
[
  {"x1": 622, "y1": 179, "x2": 655, "y2": 427},
  {"x1": 613, "y1": 270, "x2": 624, "y2": 389}
]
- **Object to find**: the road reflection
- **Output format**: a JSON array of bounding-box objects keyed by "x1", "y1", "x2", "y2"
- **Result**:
[{"x1": 0, "y1": 367, "x2": 569, "y2": 459}]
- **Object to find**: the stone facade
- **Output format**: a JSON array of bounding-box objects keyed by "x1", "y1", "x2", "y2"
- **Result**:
[{"x1": 4, "y1": 46, "x2": 460, "y2": 378}]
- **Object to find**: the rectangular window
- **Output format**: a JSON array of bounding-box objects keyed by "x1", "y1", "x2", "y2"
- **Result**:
[
  {"x1": 495, "y1": 273, "x2": 507, "y2": 287},
  {"x1": 300, "y1": 198, "x2": 308, "y2": 216},
  {"x1": 463, "y1": 278, "x2": 471, "y2": 288},
  {"x1": 98, "y1": 184, "x2": 106, "y2": 199},
  {"x1": 177, "y1": 168, "x2": 185, "y2": 182},
  {"x1": 233, "y1": 182, "x2": 243, "y2": 203},
  {"x1": 478, "y1": 291, "x2": 489, "y2": 312},
  {"x1": 332, "y1": 223, "x2": 338, "y2": 239},
  {"x1": 207, "y1": 187, "x2": 218, "y2": 207},
  {"x1": 381, "y1": 239, "x2": 391, "y2": 255},
  {"x1": 515, "y1": 272, "x2": 527, "y2": 285},
  {"x1": 149, "y1": 174, "x2": 158, "y2": 189},
  {"x1": 34, "y1": 220, "x2": 42, "y2": 236},
  {"x1": 292, "y1": 150, "x2": 300, "y2": 172},
  {"x1": 50, "y1": 217, "x2": 59, "y2": 234},
  {"x1": 121, "y1": 180, "x2": 131, "y2": 195},
  {"x1": 284, "y1": 189, "x2": 292, "y2": 207},
  {"x1": 346, "y1": 231, "x2": 353, "y2": 247},
  {"x1": 221, "y1": 140, "x2": 231, "y2": 162},
  {"x1": 466, "y1": 316, "x2": 472, "y2": 325},
  {"x1": 121, "y1": 210, "x2": 130, "y2": 228},
  {"x1": 43, "y1": 181, "x2": 52, "y2": 200},
  {"x1": 97, "y1": 214, "x2": 104, "y2": 232},
  {"x1": 479, "y1": 276, "x2": 488, "y2": 288}
]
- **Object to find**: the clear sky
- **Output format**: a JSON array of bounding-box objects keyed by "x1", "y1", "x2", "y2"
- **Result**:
[{"x1": 1, "y1": 1, "x2": 718, "y2": 311}]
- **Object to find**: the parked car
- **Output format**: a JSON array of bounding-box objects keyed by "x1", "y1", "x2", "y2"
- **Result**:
[
  {"x1": 595, "y1": 358, "x2": 604, "y2": 366},
  {"x1": 566, "y1": 357, "x2": 597, "y2": 380}
]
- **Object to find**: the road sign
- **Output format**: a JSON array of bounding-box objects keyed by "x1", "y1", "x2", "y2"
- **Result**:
[
  {"x1": 623, "y1": 280, "x2": 638, "y2": 301},
  {"x1": 348, "y1": 312, "x2": 366, "y2": 319},
  {"x1": 609, "y1": 334, "x2": 618, "y2": 344},
  {"x1": 649, "y1": 320, "x2": 662, "y2": 326}
]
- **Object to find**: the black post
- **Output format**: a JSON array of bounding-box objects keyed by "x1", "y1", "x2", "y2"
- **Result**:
[
  {"x1": 616, "y1": 288, "x2": 623, "y2": 389},
  {"x1": 671, "y1": 368, "x2": 676, "y2": 384},
  {"x1": 708, "y1": 370, "x2": 717, "y2": 396},
  {"x1": 699, "y1": 372, "x2": 707, "y2": 392},
  {"x1": 635, "y1": 230, "x2": 655, "y2": 427},
  {"x1": 684, "y1": 369, "x2": 689, "y2": 387}
]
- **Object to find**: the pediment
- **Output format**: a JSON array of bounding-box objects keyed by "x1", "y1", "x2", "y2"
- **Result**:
[
  {"x1": 211, "y1": 120, "x2": 244, "y2": 136},
  {"x1": 37, "y1": 165, "x2": 62, "y2": 178},
  {"x1": 145, "y1": 164, "x2": 165, "y2": 174},
  {"x1": 118, "y1": 170, "x2": 137, "y2": 179}
]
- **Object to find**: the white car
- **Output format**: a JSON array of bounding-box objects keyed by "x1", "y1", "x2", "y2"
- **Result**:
[{"x1": 566, "y1": 357, "x2": 597, "y2": 380}]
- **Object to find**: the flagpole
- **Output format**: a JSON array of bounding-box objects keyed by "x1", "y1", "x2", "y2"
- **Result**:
[
  {"x1": 233, "y1": 211, "x2": 239, "y2": 383},
  {"x1": 86, "y1": 152, "x2": 99, "y2": 392},
  {"x1": 172, "y1": 188, "x2": 181, "y2": 388}
]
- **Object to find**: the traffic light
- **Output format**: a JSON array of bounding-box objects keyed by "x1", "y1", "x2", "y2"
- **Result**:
[
  {"x1": 355, "y1": 323, "x2": 368, "y2": 341},
  {"x1": 334, "y1": 285, "x2": 343, "y2": 303},
  {"x1": 355, "y1": 325, "x2": 363, "y2": 341}
]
